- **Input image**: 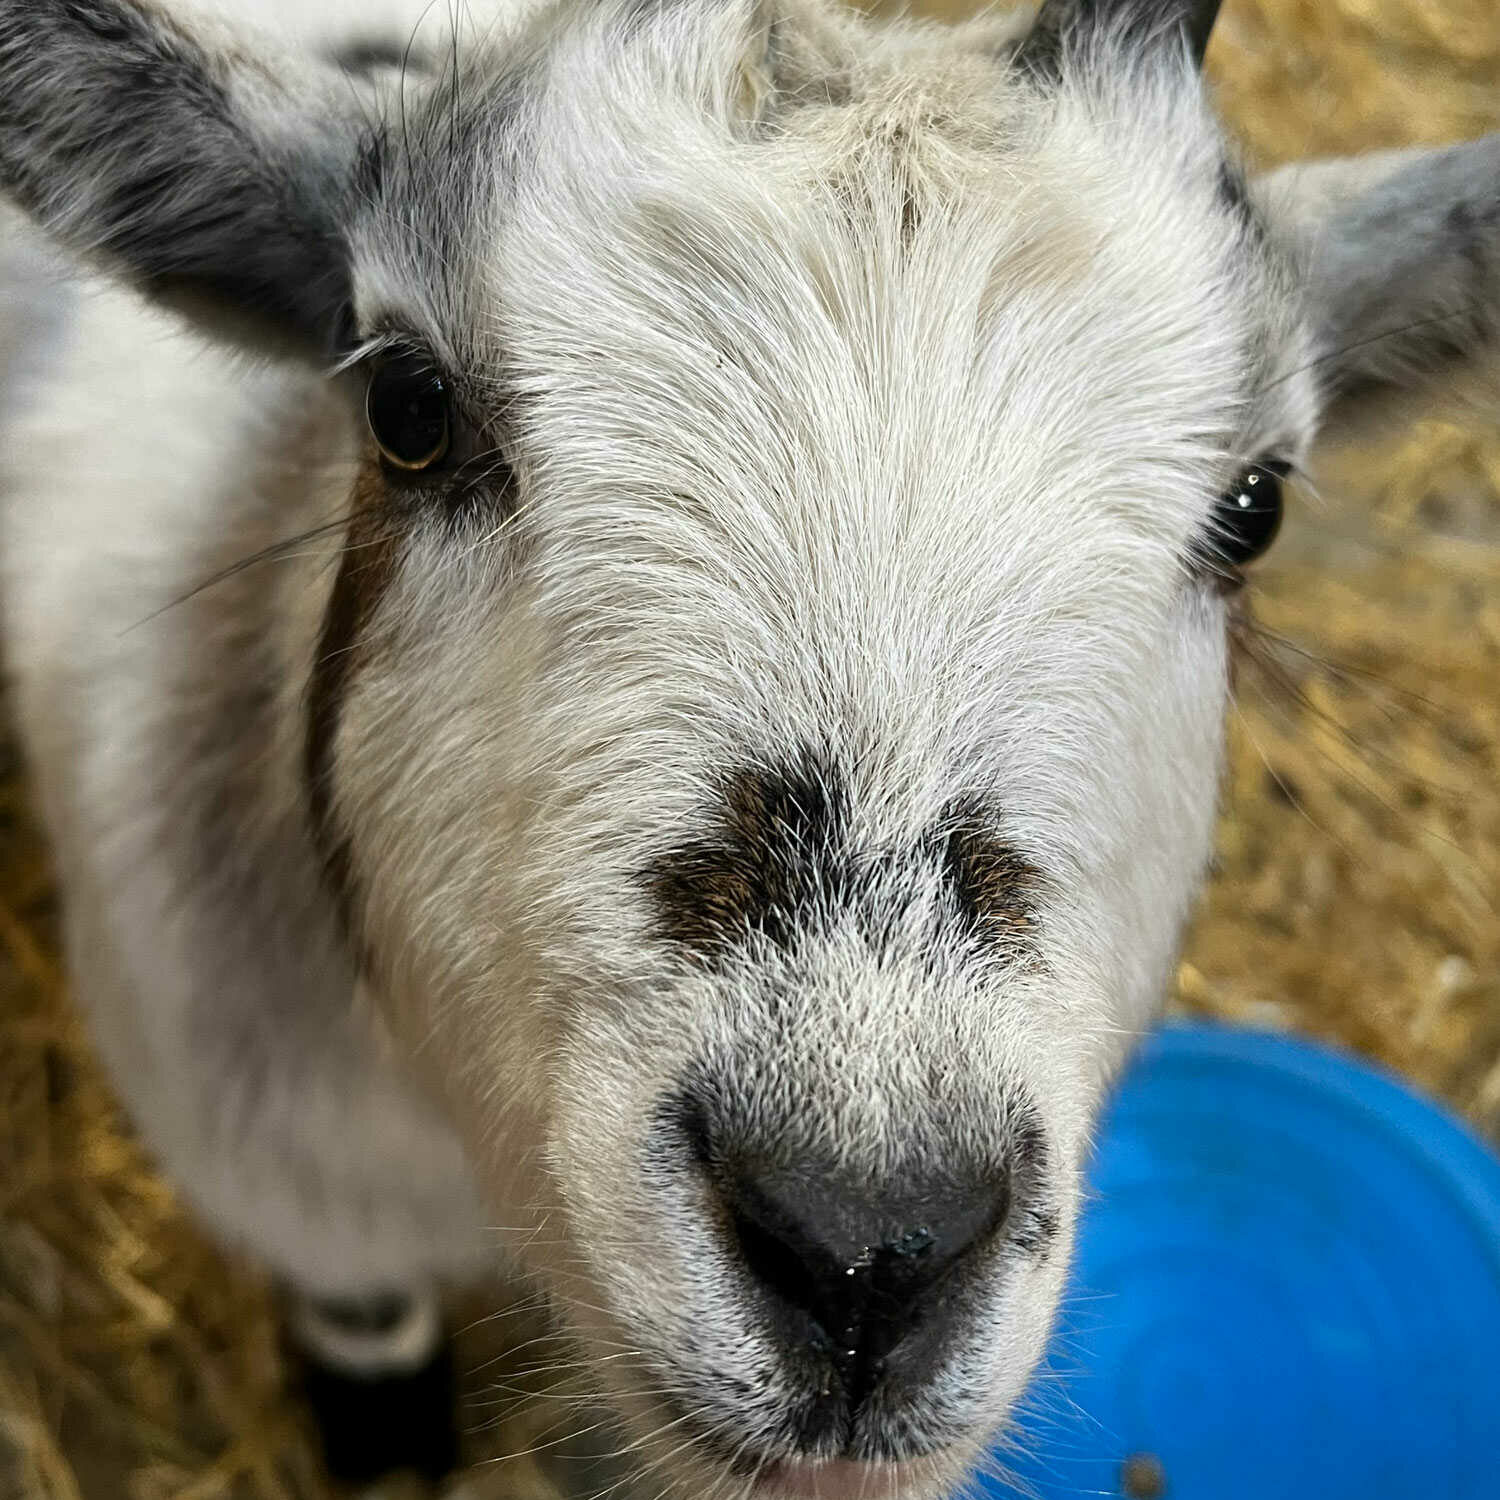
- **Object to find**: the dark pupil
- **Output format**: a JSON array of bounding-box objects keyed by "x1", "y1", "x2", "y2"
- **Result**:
[
  {"x1": 367, "y1": 354, "x2": 448, "y2": 468},
  {"x1": 1207, "y1": 461, "x2": 1285, "y2": 567}
]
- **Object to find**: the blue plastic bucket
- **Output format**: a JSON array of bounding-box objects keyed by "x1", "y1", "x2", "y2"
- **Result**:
[{"x1": 987, "y1": 1022, "x2": 1500, "y2": 1499}]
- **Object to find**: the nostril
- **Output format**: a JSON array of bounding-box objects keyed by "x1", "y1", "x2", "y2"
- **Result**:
[{"x1": 731, "y1": 1199, "x2": 834, "y2": 1339}]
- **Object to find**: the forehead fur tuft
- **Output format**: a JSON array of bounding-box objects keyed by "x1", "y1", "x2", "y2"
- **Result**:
[{"x1": 347, "y1": 0, "x2": 1283, "y2": 408}]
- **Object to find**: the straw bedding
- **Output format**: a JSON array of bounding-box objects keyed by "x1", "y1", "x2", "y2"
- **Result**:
[{"x1": 1, "y1": 1, "x2": 1496, "y2": 1496}]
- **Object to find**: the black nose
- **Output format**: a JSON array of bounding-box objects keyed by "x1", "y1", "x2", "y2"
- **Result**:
[{"x1": 719, "y1": 1157, "x2": 1008, "y2": 1410}]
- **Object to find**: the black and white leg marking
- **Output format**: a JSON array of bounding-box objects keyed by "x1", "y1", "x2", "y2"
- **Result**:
[{"x1": 288, "y1": 1285, "x2": 458, "y2": 1484}]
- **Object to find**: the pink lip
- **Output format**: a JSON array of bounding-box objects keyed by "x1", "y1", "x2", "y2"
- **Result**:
[{"x1": 762, "y1": 1458, "x2": 918, "y2": 1500}]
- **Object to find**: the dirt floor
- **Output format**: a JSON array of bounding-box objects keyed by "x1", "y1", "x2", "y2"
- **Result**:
[{"x1": 1, "y1": 1, "x2": 1498, "y2": 1498}]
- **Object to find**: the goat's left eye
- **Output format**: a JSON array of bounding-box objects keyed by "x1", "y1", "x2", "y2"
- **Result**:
[
  {"x1": 1203, "y1": 460, "x2": 1288, "y2": 568},
  {"x1": 366, "y1": 352, "x2": 451, "y2": 471}
]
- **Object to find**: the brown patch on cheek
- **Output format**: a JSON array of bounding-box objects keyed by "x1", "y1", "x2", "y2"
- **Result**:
[{"x1": 304, "y1": 460, "x2": 402, "y2": 939}]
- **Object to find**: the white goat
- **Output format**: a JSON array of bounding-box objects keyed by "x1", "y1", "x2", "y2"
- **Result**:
[{"x1": 0, "y1": 0, "x2": 1495, "y2": 1494}]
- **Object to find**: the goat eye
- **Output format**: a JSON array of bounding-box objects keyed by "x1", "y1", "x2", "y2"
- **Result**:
[
  {"x1": 366, "y1": 352, "x2": 451, "y2": 471},
  {"x1": 1203, "y1": 460, "x2": 1287, "y2": 568}
]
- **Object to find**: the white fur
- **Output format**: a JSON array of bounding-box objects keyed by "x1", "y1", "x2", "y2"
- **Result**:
[{"x1": 0, "y1": 0, "x2": 1493, "y2": 1495}]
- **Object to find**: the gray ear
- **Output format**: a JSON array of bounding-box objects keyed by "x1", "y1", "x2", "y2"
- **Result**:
[
  {"x1": 1015, "y1": 0, "x2": 1224, "y2": 76},
  {"x1": 0, "y1": 0, "x2": 370, "y2": 359},
  {"x1": 1256, "y1": 135, "x2": 1500, "y2": 428}
]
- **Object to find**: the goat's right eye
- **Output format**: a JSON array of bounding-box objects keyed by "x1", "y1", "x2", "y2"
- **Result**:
[{"x1": 365, "y1": 352, "x2": 451, "y2": 472}]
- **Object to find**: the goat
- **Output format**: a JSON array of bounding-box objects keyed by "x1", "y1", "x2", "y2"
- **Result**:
[{"x1": 0, "y1": 0, "x2": 1496, "y2": 1494}]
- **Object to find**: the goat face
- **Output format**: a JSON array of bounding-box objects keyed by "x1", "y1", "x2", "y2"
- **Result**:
[
  {"x1": 3, "y1": 0, "x2": 1492, "y2": 1494},
  {"x1": 318, "y1": 5, "x2": 1308, "y2": 1489}
]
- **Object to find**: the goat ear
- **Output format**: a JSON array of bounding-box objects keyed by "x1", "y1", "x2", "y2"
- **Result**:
[
  {"x1": 1016, "y1": 0, "x2": 1224, "y2": 75},
  {"x1": 1255, "y1": 135, "x2": 1500, "y2": 433},
  {"x1": 0, "y1": 0, "x2": 366, "y2": 360}
]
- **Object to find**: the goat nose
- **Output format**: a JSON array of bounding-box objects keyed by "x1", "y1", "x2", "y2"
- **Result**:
[{"x1": 723, "y1": 1162, "x2": 1007, "y2": 1403}]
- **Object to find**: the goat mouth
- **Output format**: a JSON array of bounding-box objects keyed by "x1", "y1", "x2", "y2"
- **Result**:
[
  {"x1": 632, "y1": 1388, "x2": 958, "y2": 1499},
  {"x1": 614, "y1": 1349, "x2": 970, "y2": 1499}
]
